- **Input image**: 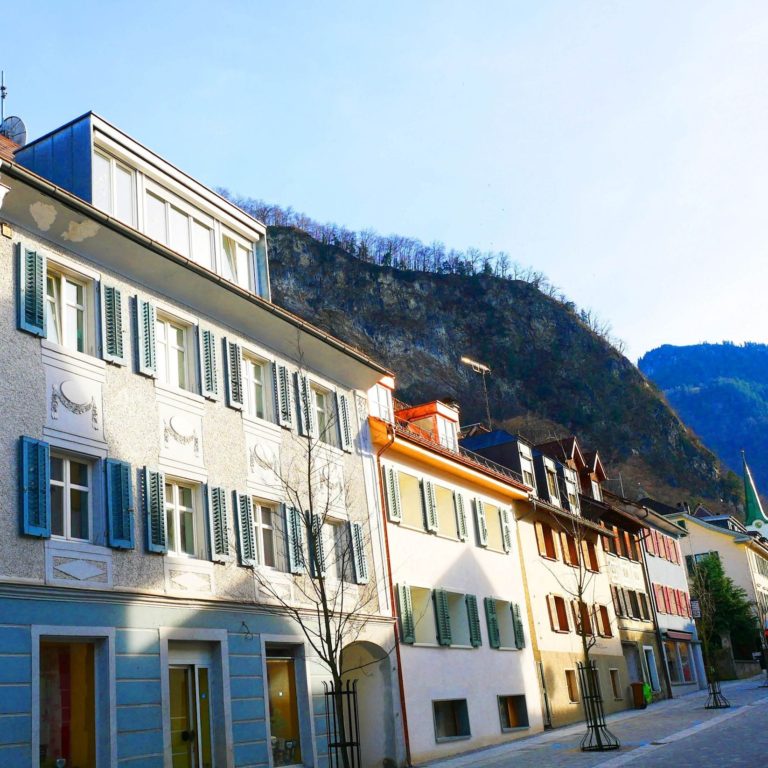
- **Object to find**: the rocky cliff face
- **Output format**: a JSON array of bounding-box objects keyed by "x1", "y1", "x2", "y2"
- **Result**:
[{"x1": 268, "y1": 226, "x2": 739, "y2": 510}]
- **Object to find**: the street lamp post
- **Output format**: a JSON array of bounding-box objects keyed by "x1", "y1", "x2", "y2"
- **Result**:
[{"x1": 460, "y1": 356, "x2": 492, "y2": 431}]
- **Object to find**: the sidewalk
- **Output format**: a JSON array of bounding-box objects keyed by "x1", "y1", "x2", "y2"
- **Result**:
[{"x1": 424, "y1": 676, "x2": 768, "y2": 768}]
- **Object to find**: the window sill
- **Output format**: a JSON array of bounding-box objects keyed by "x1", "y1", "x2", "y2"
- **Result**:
[
  {"x1": 501, "y1": 726, "x2": 530, "y2": 733},
  {"x1": 42, "y1": 338, "x2": 102, "y2": 364},
  {"x1": 435, "y1": 735, "x2": 471, "y2": 744},
  {"x1": 155, "y1": 380, "x2": 205, "y2": 404},
  {"x1": 243, "y1": 412, "x2": 281, "y2": 434},
  {"x1": 165, "y1": 554, "x2": 213, "y2": 569},
  {"x1": 497, "y1": 646, "x2": 521, "y2": 652},
  {"x1": 46, "y1": 539, "x2": 111, "y2": 556}
]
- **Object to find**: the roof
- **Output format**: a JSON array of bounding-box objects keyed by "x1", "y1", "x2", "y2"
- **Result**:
[
  {"x1": 535, "y1": 436, "x2": 586, "y2": 468},
  {"x1": 460, "y1": 429, "x2": 518, "y2": 451},
  {"x1": 581, "y1": 494, "x2": 647, "y2": 532},
  {"x1": 0, "y1": 134, "x2": 17, "y2": 161},
  {"x1": 638, "y1": 497, "x2": 681, "y2": 517},
  {"x1": 582, "y1": 450, "x2": 608, "y2": 481}
]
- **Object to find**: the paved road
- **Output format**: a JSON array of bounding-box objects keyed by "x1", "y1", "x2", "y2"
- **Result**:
[{"x1": 425, "y1": 676, "x2": 768, "y2": 768}]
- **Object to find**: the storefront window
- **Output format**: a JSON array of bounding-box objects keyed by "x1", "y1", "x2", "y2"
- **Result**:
[
  {"x1": 267, "y1": 657, "x2": 303, "y2": 766},
  {"x1": 678, "y1": 642, "x2": 693, "y2": 682},
  {"x1": 664, "y1": 639, "x2": 681, "y2": 684}
]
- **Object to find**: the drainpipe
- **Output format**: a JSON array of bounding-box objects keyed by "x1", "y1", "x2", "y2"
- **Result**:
[{"x1": 374, "y1": 421, "x2": 413, "y2": 767}]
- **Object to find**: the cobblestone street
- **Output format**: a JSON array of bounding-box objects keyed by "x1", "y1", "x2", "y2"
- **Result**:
[{"x1": 425, "y1": 676, "x2": 768, "y2": 768}]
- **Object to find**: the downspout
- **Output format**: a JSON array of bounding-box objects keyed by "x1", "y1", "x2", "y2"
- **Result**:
[{"x1": 375, "y1": 421, "x2": 413, "y2": 766}]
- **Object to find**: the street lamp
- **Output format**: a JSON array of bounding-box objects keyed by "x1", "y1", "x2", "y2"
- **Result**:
[{"x1": 460, "y1": 356, "x2": 492, "y2": 431}]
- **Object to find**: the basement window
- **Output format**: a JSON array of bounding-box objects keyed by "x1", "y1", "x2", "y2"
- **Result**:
[
  {"x1": 433, "y1": 699, "x2": 470, "y2": 742},
  {"x1": 498, "y1": 695, "x2": 529, "y2": 731}
]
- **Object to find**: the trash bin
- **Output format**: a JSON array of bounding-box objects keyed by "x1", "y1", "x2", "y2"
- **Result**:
[{"x1": 630, "y1": 681, "x2": 647, "y2": 709}]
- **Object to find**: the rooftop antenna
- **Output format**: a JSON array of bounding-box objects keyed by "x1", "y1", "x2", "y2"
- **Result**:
[
  {"x1": 1, "y1": 71, "x2": 6, "y2": 123},
  {"x1": 460, "y1": 356, "x2": 492, "y2": 430}
]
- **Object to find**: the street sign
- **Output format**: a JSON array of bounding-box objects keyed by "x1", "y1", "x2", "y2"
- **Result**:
[{"x1": 691, "y1": 599, "x2": 701, "y2": 618}]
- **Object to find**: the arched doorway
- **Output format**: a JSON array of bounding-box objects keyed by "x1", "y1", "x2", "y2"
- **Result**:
[{"x1": 341, "y1": 641, "x2": 396, "y2": 768}]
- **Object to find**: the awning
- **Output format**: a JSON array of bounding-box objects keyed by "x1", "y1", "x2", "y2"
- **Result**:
[{"x1": 665, "y1": 630, "x2": 693, "y2": 642}]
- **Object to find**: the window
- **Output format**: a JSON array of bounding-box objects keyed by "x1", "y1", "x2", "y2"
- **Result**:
[
  {"x1": 433, "y1": 699, "x2": 470, "y2": 741},
  {"x1": 591, "y1": 479, "x2": 602, "y2": 501},
  {"x1": 595, "y1": 604, "x2": 613, "y2": 637},
  {"x1": 243, "y1": 355, "x2": 270, "y2": 421},
  {"x1": 435, "y1": 485, "x2": 459, "y2": 540},
  {"x1": 436, "y1": 416, "x2": 458, "y2": 451},
  {"x1": 50, "y1": 454, "x2": 91, "y2": 541},
  {"x1": 326, "y1": 519, "x2": 352, "y2": 581},
  {"x1": 369, "y1": 383, "x2": 394, "y2": 422},
  {"x1": 93, "y1": 149, "x2": 135, "y2": 225},
  {"x1": 628, "y1": 591, "x2": 641, "y2": 619},
  {"x1": 498, "y1": 695, "x2": 529, "y2": 730},
  {"x1": 484, "y1": 502, "x2": 504, "y2": 551},
  {"x1": 495, "y1": 600, "x2": 517, "y2": 648},
  {"x1": 609, "y1": 669, "x2": 622, "y2": 700},
  {"x1": 253, "y1": 502, "x2": 278, "y2": 568},
  {"x1": 572, "y1": 600, "x2": 593, "y2": 636},
  {"x1": 535, "y1": 521, "x2": 558, "y2": 560},
  {"x1": 584, "y1": 539, "x2": 600, "y2": 571},
  {"x1": 560, "y1": 533, "x2": 579, "y2": 566},
  {"x1": 638, "y1": 592, "x2": 650, "y2": 621},
  {"x1": 519, "y1": 445, "x2": 535, "y2": 489},
  {"x1": 447, "y1": 592, "x2": 471, "y2": 646},
  {"x1": 312, "y1": 385, "x2": 336, "y2": 446},
  {"x1": 564, "y1": 469, "x2": 579, "y2": 512},
  {"x1": 222, "y1": 231, "x2": 253, "y2": 290},
  {"x1": 397, "y1": 471, "x2": 424, "y2": 529},
  {"x1": 411, "y1": 586, "x2": 437, "y2": 644},
  {"x1": 156, "y1": 315, "x2": 193, "y2": 390},
  {"x1": 565, "y1": 669, "x2": 579, "y2": 703},
  {"x1": 46, "y1": 268, "x2": 91, "y2": 353},
  {"x1": 545, "y1": 467, "x2": 560, "y2": 505},
  {"x1": 165, "y1": 481, "x2": 200, "y2": 557},
  {"x1": 548, "y1": 595, "x2": 570, "y2": 633}
]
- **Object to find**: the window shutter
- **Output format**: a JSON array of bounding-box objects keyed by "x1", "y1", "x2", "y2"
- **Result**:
[
  {"x1": 296, "y1": 374, "x2": 315, "y2": 437},
  {"x1": 512, "y1": 603, "x2": 525, "y2": 649},
  {"x1": 384, "y1": 466, "x2": 402, "y2": 523},
  {"x1": 233, "y1": 492, "x2": 256, "y2": 566},
  {"x1": 672, "y1": 540, "x2": 681, "y2": 565},
  {"x1": 397, "y1": 585, "x2": 415, "y2": 644},
  {"x1": 206, "y1": 486, "x2": 230, "y2": 562},
  {"x1": 484, "y1": 597, "x2": 500, "y2": 648},
  {"x1": 454, "y1": 492, "x2": 468, "y2": 541},
  {"x1": 17, "y1": 246, "x2": 46, "y2": 336},
  {"x1": 535, "y1": 521, "x2": 547, "y2": 557},
  {"x1": 102, "y1": 285, "x2": 126, "y2": 364},
  {"x1": 336, "y1": 392, "x2": 353, "y2": 452},
  {"x1": 143, "y1": 468, "x2": 166, "y2": 553},
  {"x1": 465, "y1": 594, "x2": 482, "y2": 647},
  {"x1": 501, "y1": 508, "x2": 513, "y2": 553},
  {"x1": 546, "y1": 595, "x2": 558, "y2": 632},
  {"x1": 273, "y1": 363, "x2": 293, "y2": 428},
  {"x1": 285, "y1": 505, "x2": 305, "y2": 574},
  {"x1": 433, "y1": 589, "x2": 452, "y2": 646},
  {"x1": 224, "y1": 339, "x2": 244, "y2": 410},
  {"x1": 105, "y1": 459, "x2": 134, "y2": 549},
  {"x1": 644, "y1": 528, "x2": 657, "y2": 556},
  {"x1": 198, "y1": 329, "x2": 219, "y2": 400},
  {"x1": 653, "y1": 583, "x2": 666, "y2": 613},
  {"x1": 560, "y1": 531, "x2": 571, "y2": 564},
  {"x1": 475, "y1": 499, "x2": 488, "y2": 546},
  {"x1": 19, "y1": 436, "x2": 50, "y2": 538},
  {"x1": 310, "y1": 513, "x2": 326, "y2": 576},
  {"x1": 421, "y1": 480, "x2": 439, "y2": 532},
  {"x1": 135, "y1": 298, "x2": 157, "y2": 377},
  {"x1": 611, "y1": 586, "x2": 622, "y2": 616},
  {"x1": 349, "y1": 521, "x2": 368, "y2": 584}
]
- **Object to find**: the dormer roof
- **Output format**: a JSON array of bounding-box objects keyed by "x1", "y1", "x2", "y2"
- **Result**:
[{"x1": 535, "y1": 436, "x2": 586, "y2": 470}]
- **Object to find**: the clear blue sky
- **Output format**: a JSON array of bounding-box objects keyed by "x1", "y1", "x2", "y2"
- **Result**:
[{"x1": 5, "y1": 1, "x2": 768, "y2": 359}]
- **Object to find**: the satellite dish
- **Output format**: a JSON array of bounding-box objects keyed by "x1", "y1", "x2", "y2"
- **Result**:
[{"x1": 0, "y1": 116, "x2": 27, "y2": 146}]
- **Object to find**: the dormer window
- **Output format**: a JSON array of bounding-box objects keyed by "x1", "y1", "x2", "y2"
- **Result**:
[
  {"x1": 519, "y1": 446, "x2": 535, "y2": 489},
  {"x1": 564, "y1": 469, "x2": 580, "y2": 512},
  {"x1": 436, "y1": 416, "x2": 458, "y2": 452},
  {"x1": 369, "y1": 384, "x2": 394, "y2": 422},
  {"x1": 546, "y1": 465, "x2": 560, "y2": 506},
  {"x1": 93, "y1": 149, "x2": 135, "y2": 226},
  {"x1": 591, "y1": 479, "x2": 602, "y2": 501},
  {"x1": 222, "y1": 231, "x2": 253, "y2": 291}
]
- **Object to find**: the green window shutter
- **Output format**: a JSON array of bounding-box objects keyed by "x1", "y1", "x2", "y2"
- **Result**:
[
  {"x1": 105, "y1": 459, "x2": 134, "y2": 549},
  {"x1": 224, "y1": 338, "x2": 243, "y2": 409},
  {"x1": 349, "y1": 521, "x2": 369, "y2": 584},
  {"x1": 384, "y1": 466, "x2": 402, "y2": 523},
  {"x1": 206, "y1": 486, "x2": 231, "y2": 563},
  {"x1": 501, "y1": 507, "x2": 513, "y2": 553},
  {"x1": 273, "y1": 363, "x2": 293, "y2": 429},
  {"x1": 19, "y1": 436, "x2": 50, "y2": 538},
  {"x1": 296, "y1": 374, "x2": 315, "y2": 437},
  {"x1": 310, "y1": 512, "x2": 326, "y2": 576},
  {"x1": 198, "y1": 329, "x2": 218, "y2": 400},
  {"x1": 336, "y1": 392, "x2": 353, "y2": 452},
  {"x1": 285, "y1": 505, "x2": 305, "y2": 574},
  {"x1": 421, "y1": 480, "x2": 439, "y2": 532},
  {"x1": 484, "y1": 597, "x2": 500, "y2": 648},
  {"x1": 135, "y1": 297, "x2": 157, "y2": 377},
  {"x1": 235, "y1": 492, "x2": 256, "y2": 566},
  {"x1": 397, "y1": 584, "x2": 415, "y2": 644},
  {"x1": 454, "y1": 492, "x2": 468, "y2": 541},
  {"x1": 433, "y1": 589, "x2": 452, "y2": 646},
  {"x1": 17, "y1": 246, "x2": 46, "y2": 336},
  {"x1": 512, "y1": 603, "x2": 526, "y2": 649},
  {"x1": 143, "y1": 468, "x2": 166, "y2": 553},
  {"x1": 102, "y1": 285, "x2": 126, "y2": 364},
  {"x1": 466, "y1": 594, "x2": 482, "y2": 647},
  {"x1": 475, "y1": 499, "x2": 489, "y2": 546}
]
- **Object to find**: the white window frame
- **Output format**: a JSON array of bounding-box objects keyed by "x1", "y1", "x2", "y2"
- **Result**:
[
  {"x1": 243, "y1": 354, "x2": 271, "y2": 422},
  {"x1": 369, "y1": 384, "x2": 394, "y2": 423},
  {"x1": 45, "y1": 264, "x2": 95, "y2": 355},
  {"x1": 544, "y1": 461, "x2": 560, "y2": 506},
  {"x1": 93, "y1": 149, "x2": 136, "y2": 226},
  {"x1": 155, "y1": 313, "x2": 195, "y2": 392},
  {"x1": 165, "y1": 479, "x2": 203, "y2": 558},
  {"x1": 220, "y1": 228, "x2": 254, "y2": 291},
  {"x1": 253, "y1": 500, "x2": 279, "y2": 569},
  {"x1": 519, "y1": 447, "x2": 535, "y2": 489},
  {"x1": 564, "y1": 468, "x2": 580, "y2": 512},
  {"x1": 312, "y1": 384, "x2": 337, "y2": 447},
  {"x1": 50, "y1": 452, "x2": 92, "y2": 543}
]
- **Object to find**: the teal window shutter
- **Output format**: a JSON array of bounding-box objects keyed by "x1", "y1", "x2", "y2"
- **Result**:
[
  {"x1": 484, "y1": 597, "x2": 500, "y2": 648},
  {"x1": 310, "y1": 512, "x2": 326, "y2": 576},
  {"x1": 105, "y1": 459, "x2": 134, "y2": 549},
  {"x1": 206, "y1": 486, "x2": 231, "y2": 563},
  {"x1": 273, "y1": 364, "x2": 293, "y2": 429},
  {"x1": 143, "y1": 467, "x2": 166, "y2": 553},
  {"x1": 224, "y1": 338, "x2": 243, "y2": 409},
  {"x1": 198, "y1": 329, "x2": 219, "y2": 400},
  {"x1": 336, "y1": 392, "x2": 353, "y2": 452},
  {"x1": 454, "y1": 492, "x2": 468, "y2": 541},
  {"x1": 349, "y1": 521, "x2": 369, "y2": 584},
  {"x1": 234, "y1": 492, "x2": 256, "y2": 566},
  {"x1": 135, "y1": 297, "x2": 157, "y2": 377},
  {"x1": 19, "y1": 436, "x2": 50, "y2": 538},
  {"x1": 296, "y1": 374, "x2": 315, "y2": 437},
  {"x1": 465, "y1": 594, "x2": 482, "y2": 647},
  {"x1": 433, "y1": 588, "x2": 452, "y2": 646},
  {"x1": 475, "y1": 499, "x2": 489, "y2": 546},
  {"x1": 285, "y1": 505, "x2": 305, "y2": 574},
  {"x1": 397, "y1": 584, "x2": 415, "y2": 644},
  {"x1": 17, "y1": 246, "x2": 46, "y2": 336},
  {"x1": 421, "y1": 480, "x2": 439, "y2": 532},
  {"x1": 102, "y1": 285, "x2": 126, "y2": 364},
  {"x1": 384, "y1": 466, "x2": 402, "y2": 523},
  {"x1": 501, "y1": 507, "x2": 513, "y2": 553},
  {"x1": 512, "y1": 603, "x2": 526, "y2": 649}
]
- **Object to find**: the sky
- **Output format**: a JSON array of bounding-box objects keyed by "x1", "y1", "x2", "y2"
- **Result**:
[{"x1": 4, "y1": 1, "x2": 768, "y2": 360}]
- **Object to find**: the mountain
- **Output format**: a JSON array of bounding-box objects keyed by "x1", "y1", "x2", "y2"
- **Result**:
[
  {"x1": 639, "y1": 343, "x2": 768, "y2": 496},
  {"x1": 266, "y1": 226, "x2": 741, "y2": 511}
]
